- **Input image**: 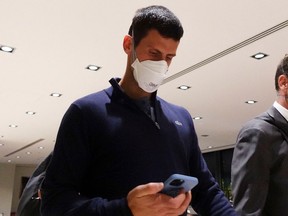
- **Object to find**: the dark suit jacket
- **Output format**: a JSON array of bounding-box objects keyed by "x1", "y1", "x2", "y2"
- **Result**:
[{"x1": 231, "y1": 106, "x2": 288, "y2": 216}]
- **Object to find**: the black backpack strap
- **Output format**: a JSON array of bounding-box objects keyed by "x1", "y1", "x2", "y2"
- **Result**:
[{"x1": 16, "y1": 152, "x2": 53, "y2": 216}]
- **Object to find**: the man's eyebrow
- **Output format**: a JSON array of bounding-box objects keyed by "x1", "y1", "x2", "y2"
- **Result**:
[
  {"x1": 149, "y1": 48, "x2": 161, "y2": 53},
  {"x1": 167, "y1": 53, "x2": 176, "y2": 57},
  {"x1": 150, "y1": 48, "x2": 176, "y2": 56}
]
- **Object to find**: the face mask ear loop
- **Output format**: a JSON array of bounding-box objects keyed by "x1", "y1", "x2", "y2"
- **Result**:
[{"x1": 131, "y1": 30, "x2": 137, "y2": 63}]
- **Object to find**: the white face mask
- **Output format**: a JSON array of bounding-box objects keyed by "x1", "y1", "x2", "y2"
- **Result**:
[{"x1": 132, "y1": 58, "x2": 169, "y2": 93}]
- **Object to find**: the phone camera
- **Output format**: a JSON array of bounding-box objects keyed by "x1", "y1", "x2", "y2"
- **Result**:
[{"x1": 170, "y1": 179, "x2": 184, "y2": 186}]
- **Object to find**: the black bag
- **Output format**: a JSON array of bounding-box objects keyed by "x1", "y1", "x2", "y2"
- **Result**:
[{"x1": 16, "y1": 152, "x2": 53, "y2": 216}]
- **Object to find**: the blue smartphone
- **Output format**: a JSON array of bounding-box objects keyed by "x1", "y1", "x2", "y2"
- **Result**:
[{"x1": 160, "y1": 174, "x2": 198, "y2": 198}]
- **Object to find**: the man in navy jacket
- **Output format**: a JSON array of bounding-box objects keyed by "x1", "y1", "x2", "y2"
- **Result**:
[{"x1": 41, "y1": 5, "x2": 237, "y2": 216}]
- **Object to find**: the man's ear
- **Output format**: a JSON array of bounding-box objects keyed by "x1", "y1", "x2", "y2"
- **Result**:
[
  {"x1": 123, "y1": 35, "x2": 133, "y2": 54},
  {"x1": 278, "y1": 75, "x2": 288, "y2": 89}
]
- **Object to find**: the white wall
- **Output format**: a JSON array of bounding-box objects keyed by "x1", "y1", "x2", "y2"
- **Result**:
[
  {"x1": 0, "y1": 163, "x2": 16, "y2": 216},
  {"x1": 0, "y1": 163, "x2": 36, "y2": 215}
]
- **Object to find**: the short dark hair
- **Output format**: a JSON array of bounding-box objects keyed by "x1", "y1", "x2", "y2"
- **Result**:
[
  {"x1": 128, "y1": 5, "x2": 184, "y2": 47},
  {"x1": 275, "y1": 54, "x2": 288, "y2": 91}
]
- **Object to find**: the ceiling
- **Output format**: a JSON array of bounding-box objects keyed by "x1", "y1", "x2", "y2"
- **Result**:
[{"x1": 0, "y1": 0, "x2": 288, "y2": 165}]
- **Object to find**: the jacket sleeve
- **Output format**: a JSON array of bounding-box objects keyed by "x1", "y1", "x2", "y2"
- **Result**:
[
  {"x1": 231, "y1": 124, "x2": 273, "y2": 215},
  {"x1": 187, "y1": 122, "x2": 237, "y2": 215},
  {"x1": 40, "y1": 104, "x2": 132, "y2": 216}
]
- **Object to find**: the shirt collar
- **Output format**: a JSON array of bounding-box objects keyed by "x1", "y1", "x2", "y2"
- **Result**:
[{"x1": 273, "y1": 101, "x2": 288, "y2": 122}]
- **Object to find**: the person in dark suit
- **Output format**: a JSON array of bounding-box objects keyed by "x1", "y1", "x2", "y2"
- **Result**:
[{"x1": 231, "y1": 54, "x2": 288, "y2": 216}]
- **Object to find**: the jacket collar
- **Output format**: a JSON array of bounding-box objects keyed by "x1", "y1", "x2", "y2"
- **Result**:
[
  {"x1": 266, "y1": 106, "x2": 288, "y2": 141},
  {"x1": 108, "y1": 77, "x2": 157, "y2": 101},
  {"x1": 106, "y1": 77, "x2": 159, "y2": 109}
]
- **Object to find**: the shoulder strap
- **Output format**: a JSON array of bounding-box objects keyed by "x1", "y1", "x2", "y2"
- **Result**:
[{"x1": 16, "y1": 152, "x2": 53, "y2": 216}]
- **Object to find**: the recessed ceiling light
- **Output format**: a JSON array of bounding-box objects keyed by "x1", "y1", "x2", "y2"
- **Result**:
[
  {"x1": 26, "y1": 111, "x2": 36, "y2": 115},
  {"x1": 8, "y1": 159, "x2": 12, "y2": 163},
  {"x1": 86, "y1": 65, "x2": 101, "y2": 71},
  {"x1": 0, "y1": 45, "x2": 15, "y2": 53},
  {"x1": 50, "y1": 93, "x2": 62, "y2": 97},
  {"x1": 38, "y1": 146, "x2": 44, "y2": 150},
  {"x1": 9, "y1": 124, "x2": 18, "y2": 128},
  {"x1": 193, "y1": 116, "x2": 202, "y2": 120},
  {"x1": 0, "y1": 143, "x2": 4, "y2": 147},
  {"x1": 16, "y1": 156, "x2": 21, "y2": 159},
  {"x1": 245, "y1": 100, "x2": 257, "y2": 104},
  {"x1": 251, "y1": 52, "x2": 268, "y2": 60},
  {"x1": 178, "y1": 85, "x2": 191, "y2": 90},
  {"x1": 26, "y1": 151, "x2": 31, "y2": 155},
  {"x1": 208, "y1": 146, "x2": 213, "y2": 149}
]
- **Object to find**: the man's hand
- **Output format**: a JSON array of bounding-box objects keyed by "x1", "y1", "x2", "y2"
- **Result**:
[{"x1": 127, "y1": 182, "x2": 192, "y2": 216}]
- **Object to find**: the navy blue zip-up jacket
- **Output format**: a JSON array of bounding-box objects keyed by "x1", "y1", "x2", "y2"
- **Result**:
[{"x1": 41, "y1": 78, "x2": 236, "y2": 216}]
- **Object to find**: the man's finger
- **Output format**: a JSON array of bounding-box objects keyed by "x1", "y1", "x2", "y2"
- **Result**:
[{"x1": 129, "y1": 182, "x2": 164, "y2": 198}]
